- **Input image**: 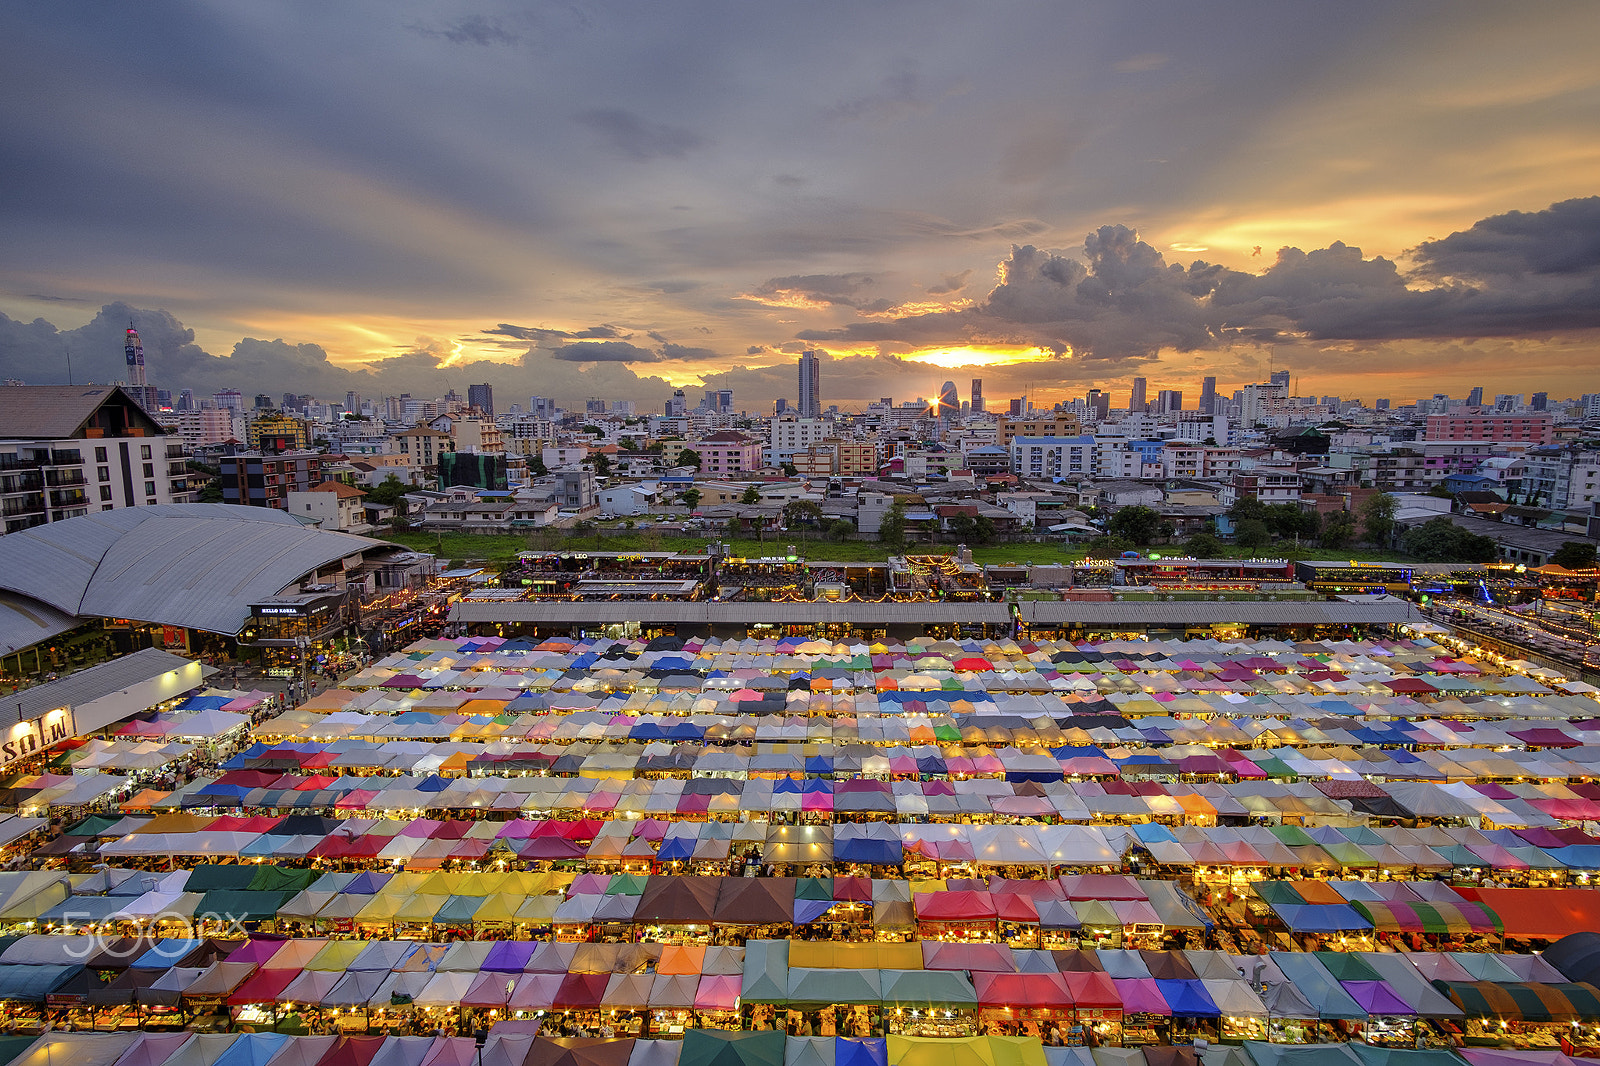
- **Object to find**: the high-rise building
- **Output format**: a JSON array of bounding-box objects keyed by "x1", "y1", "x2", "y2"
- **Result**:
[
  {"x1": 1085, "y1": 390, "x2": 1110, "y2": 420},
  {"x1": 1008, "y1": 397, "x2": 1025, "y2": 416},
  {"x1": 1156, "y1": 389, "x2": 1183, "y2": 414},
  {"x1": 774, "y1": 398, "x2": 789, "y2": 415},
  {"x1": 1129, "y1": 377, "x2": 1147, "y2": 413},
  {"x1": 586, "y1": 399, "x2": 609, "y2": 416},
  {"x1": 1531, "y1": 392, "x2": 1549, "y2": 411},
  {"x1": 1269, "y1": 370, "x2": 1291, "y2": 389},
  {"x1": 1199, "y1": 377, "x2": 1217, "y2": 415},
  {"x1": 1467, "y1": 386, "x2": 1484, "y2": 408},
  {"x1": 122, "y1": 324, "x2": 159, "y2": 414},
  {"x1": 213, "y1": 389, "x2": 244, "y2": 413},
  {"x1": 528, "y1": 396, "x2": 558, "y2": 419},
  {"x1": 970, "y1": 379, "x2": 985, "y2": 414},
  {"x1": 666, "y1": 389, "x2": 687, "y2": 418},
  {"x1": 1376, "y1": 399, "x2": 1390, "y2": 411},
  {"x1": 177, "y1": 389, "x2": 195, "y2": 412},
  {"x1": 716, "y1": 389, "x2": 734, "y2": 414},
  {"x1": 798, "y1": 350, "x2": 821, "y2": 418},
  {"x1": 937, "y1": 381, "x2": 959, "y2": 418},
  {"x1": 468, "y1": 383, "x2": 495, "y2": 420}
]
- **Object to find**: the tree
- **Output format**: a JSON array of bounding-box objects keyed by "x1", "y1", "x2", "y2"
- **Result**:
[
  {"x1": 1360, "y1": 492, "x2": 1398, "y2": 547},
  {"x1": 1234, "y1": 518, "x2": 1273, "y2": 552},
  {"x1": 1552, "y1": 541, "x2": 1599, "y2": 569},
  {"x1": 1107, "y1": 504, "x2": 1161, "y2": 546},
  {"x1": 1264, "y1": 503, "x2": 1318, "y2": 541},
  {"x1": 1401, "y1": 517, "x2": 1498, "y2": 562},
  {"x1": 1320, "y1": 509, "x2": 1357, "y2": 550},
  {"x1": 740, "y1": 485, "x2": 763, "y2": 505},
  {"x1": 677, "y1": 449, "x2": 701, "y2": 469},
  {"x1": 592, "y1": 453, "x2": 610, "y2": 477},
  {"x1": 1229, "y1": 496, "x2": 1267, "y2": 524},
  {"x1": 973, "y1": 514, "x2": 997, "y2": 545},
  {"x1": 879, "y1": 498, "x2": 908, "y2": 549},
  {"x1": 367, "y1": 473, "x2": 411, "y2": 516},
  {"x1": 828, "y1": 519, "x2": 855, "y2": 542},
  {"x1": 783, "y1": 500, "x2": 824, "y2": 529},
  {"x1": 1184, "y1": 532, "x2": 1225, "y2": 558},
  {"x1": 196, "y1": 480, "x2": 224, "y2": 503},
  {"x1": 781, "y1": 463, "x2": 798, "y2": 477},
  {"x1": 681, "y1": 487, "x2": 702, "y2": 509},
  {"x1": 581, "y1": 424, "x2": 606, "y2": 437},
  {"x1": 947, "y1": 513, "x2": 977, "y2": 543}
]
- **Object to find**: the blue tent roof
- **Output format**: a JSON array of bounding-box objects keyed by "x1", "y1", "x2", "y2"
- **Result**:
[{"x1": 1155, "y1": 978, "x2": 1220, "y2": 1017}]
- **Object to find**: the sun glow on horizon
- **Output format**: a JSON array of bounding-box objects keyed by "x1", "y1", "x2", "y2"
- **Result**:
[{"x1": 904, "y1": 345, "x2": 1060, "y2": 369}]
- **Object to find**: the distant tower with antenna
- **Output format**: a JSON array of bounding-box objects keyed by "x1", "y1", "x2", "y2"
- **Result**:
[{"x1": 124, "y1": 321, "x2": 157, "y2": 412}]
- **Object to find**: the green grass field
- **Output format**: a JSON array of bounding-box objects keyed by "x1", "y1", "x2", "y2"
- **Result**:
[{"x1": 385, "y1": 528, "x2": 1401, "y2": 570}]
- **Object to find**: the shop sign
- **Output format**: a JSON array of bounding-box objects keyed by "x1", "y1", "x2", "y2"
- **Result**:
[
  {"x1": 162, "y1": 626, "x2": 188, "y2": 650},
  {"x1": 2, "y1": 708, "x2": 74, "y2": 767}
]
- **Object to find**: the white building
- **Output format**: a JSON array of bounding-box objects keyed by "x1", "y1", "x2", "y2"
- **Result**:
[{"x1": 0, "y1": 385, "x2": 193, "y2": 534}]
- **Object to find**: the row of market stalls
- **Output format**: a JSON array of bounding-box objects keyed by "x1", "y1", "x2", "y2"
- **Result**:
[
  {"x1": 5, "y1": 931, "x2": 1600, "y2": 1050},
  {"x1": 39, "y1": 815, "x2": 1600, "y2": 888},
  {"x1": 12, "y1": 1028, "x2": 1600, "y2": 1066}
]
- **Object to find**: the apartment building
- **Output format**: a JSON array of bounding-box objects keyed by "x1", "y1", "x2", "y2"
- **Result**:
[{"x1": 0, "y1": 385, "x2": 191, "y2": 533}]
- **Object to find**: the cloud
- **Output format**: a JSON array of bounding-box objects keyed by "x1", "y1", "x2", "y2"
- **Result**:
[
  {"x1": 484, "y1": 322, "x2": 629, "y2": 343},
  {"x1": 1411, "y1": 196, "x2": 1600, "y2": 279},
  {"x1": 744, "y1": 273, "x2": 896, "y2": 312},
  {"x1": 926, "y1": 270, "x2": 972, "y2": 295},
  {"x1": 412, "y1": 15, "x2": 521, "y2": 46},
  {"x1": 574, "y1": 109, "x2": 707, "y2": 161},
  {"x1": 798, "y1": 198, "x2": 1600, "y2": 360},
  {"x1": 551, "y1": 341, "x2": 660, "y2": 363}
]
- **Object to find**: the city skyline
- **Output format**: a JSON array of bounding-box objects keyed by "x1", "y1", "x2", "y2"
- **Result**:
[{"x1": 1, "y1": 3, "x2": 1599, "y2": 408}]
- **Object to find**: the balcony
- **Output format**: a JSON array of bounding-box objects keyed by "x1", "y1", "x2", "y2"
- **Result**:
[
  {"x1": 167, "y1": 463, "x2": 188, "y2": 477},
  {"x1": 48, "y1": 488, "x2": 87, "y2": 508},
  {"x1": 44, "y1": 471, "x2": 87, "y2": 488},
  {"x1": 166, "y1": 445, "x2": 188, "y2": 459},
  {"x1": 0, "y1": 454, "x2": 42, "y2": 472},
  {"x1": 1, "y1": 495, "x2": 45, "y2": 518},
  {"x1": 47, "y1": 450, "x2": 83, "y2": 466}
]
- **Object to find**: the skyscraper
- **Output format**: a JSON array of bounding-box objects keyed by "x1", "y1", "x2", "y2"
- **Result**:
[
  {"x1": 1531, "y1": 392, "x2": 1548, "y2": 411},
  {"x1": 1129, "y1": 377, "x2": 1147, "y2": 413},
  {"x1": 468, "y1": 383, "x2": 495, "y2": 420},
  {"x1": 970, "y1": 378, "x2": 985, "y2": 413},
  {"x1": 1199, "y1": 377, "x2": 1217, "y2": 415},
  {"x1": 798, "y1": 351, "x2": 821, "y2": 418},
  {"x1": 1270, "y1": 370, "x2": 1291, "y2": 389},
  {"x1": 123, "y1": 323, "x2": 157, "y2": 413},
  {"x1": 1157, "y1": 389, "x2": 1183, "y2": 414},
  {"x1": 937, "y1": 380, "x2": 959, "y2": 418},
  {"x1": 1467, "y1": 386, "x2": 1484, "y2": 408}
]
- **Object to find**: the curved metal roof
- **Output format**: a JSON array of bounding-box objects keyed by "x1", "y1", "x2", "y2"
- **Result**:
[{"x1": 0, "y1": 504, "x2": 394, "y2": 636}]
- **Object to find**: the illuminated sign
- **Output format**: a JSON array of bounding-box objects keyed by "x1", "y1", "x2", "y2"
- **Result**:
[{"x1": 2, "y1": 708, "x2": 74, "y2": 767}]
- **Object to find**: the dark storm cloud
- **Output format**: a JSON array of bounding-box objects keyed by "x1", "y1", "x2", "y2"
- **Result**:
[
  {"x1": 551, "y1": 341, "x2": 660, "y2": 363},
  {"x1": 800, "y1": 199, "x2": 1600, "y2": 359},
  {"x1": 485, "y1": 323, "x2": 629, "y2": 343},
  {"x1": 1411, "y1": 197, "x2": 1600, "y2": 278},
  {"x1": 575, "y1": 109, "x2": 707, "y2": 161},
  {"x1": 747, "y1": 274, "x2": 896, "y2": 312}
]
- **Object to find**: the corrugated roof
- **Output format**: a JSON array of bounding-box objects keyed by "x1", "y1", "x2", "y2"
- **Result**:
[
  {"x1": 0, "y1": 504, "x2": 396, "y2": 636},
  {"x1": 0, "y1": 592, "x2": 77, "y2": 657},
  {"x1": 1017, "y1": 599, "x2": 1419, "y2": 626},
  {"x1": 450, "y1": 601, "x2": 1012, "y2": 625},
  {"x1": 0, "y1": 385, "x2": 167, "y2": 439},
  {"x1": 14, "y1": 647, "x2": 203, "y2": 721}
]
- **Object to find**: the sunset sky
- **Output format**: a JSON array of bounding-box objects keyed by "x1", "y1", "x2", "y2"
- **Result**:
[{"x1": 2, "y1": 2, "x2": 1599, "y2": 410}]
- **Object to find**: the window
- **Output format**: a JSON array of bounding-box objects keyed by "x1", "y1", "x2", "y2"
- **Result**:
[
  {"x1": 95, "y1": 447, "x2": 107, "y2": 463},
  {"x1": 140, "y1": 445, "x2": 152, "y2": 460},
  {"x1": 99, "y1": 486, "x2": 112, "y2": 502},
  {"x1": 144, "y1": 481, "x2": 156, "y2": 496},
  {"x1": 98, "y1": 466, "x2": 110, "y2": 482},
  {"x1": 142, "y1": 463, "x2": 154, "y2": 478}
]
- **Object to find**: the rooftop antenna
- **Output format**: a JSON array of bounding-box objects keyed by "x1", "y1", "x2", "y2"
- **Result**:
[{"x1": 64, "y1": 345, "x2": 72, "y2": 385}]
